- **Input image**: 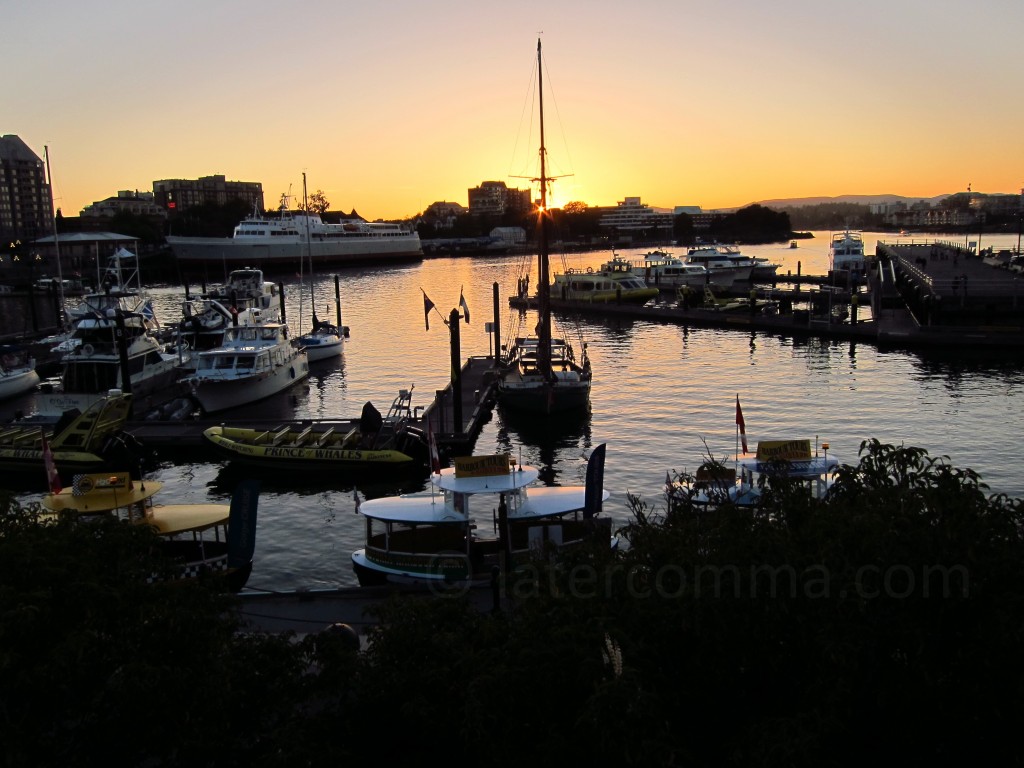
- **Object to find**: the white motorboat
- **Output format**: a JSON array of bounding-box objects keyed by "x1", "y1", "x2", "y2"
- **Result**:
[
  {"x1": 38, "y1": 309, "x2": 188, "y2": 416},
  {"x1": 166, "y1": 198, "x2": 423, "y2": 267},
  {"x1": 178, "y1": 267, "x2": 281, "y2": 354},
  {"x1": 352, "y1": 445, "x2": 612, "y2": 587},
  {"x1": 830, "y1": 230, "x2": 868, "y2": 279},
  {"x1": 497, "y1": 40, "x2": 593, "y2": 415},
  {"x1": 185, "y1": 311, "x2": 309, "y2": 414},
  {"x1": 630, "y1": 249, "x2": 717, "y2": 289},
  {"x1": 0, "y1": 347, "x2": 39, "y2": 401},
  {"x1": 684, "y1": 245, "x2": 755, "y2": 283}
]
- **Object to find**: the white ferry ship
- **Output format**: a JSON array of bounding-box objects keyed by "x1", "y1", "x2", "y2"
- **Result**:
[{"x1": 166, "y1": 206, "x2": 423, "y2": 267}]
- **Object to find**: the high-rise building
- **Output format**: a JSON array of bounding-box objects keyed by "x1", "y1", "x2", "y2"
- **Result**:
[{"x1": 0, "y1": 135, "x2": 52, "y2": 246}]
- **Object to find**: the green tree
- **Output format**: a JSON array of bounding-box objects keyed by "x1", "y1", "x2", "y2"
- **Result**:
[{"x1": 307, "y1": 189, "x2": 330, "y2": 214}]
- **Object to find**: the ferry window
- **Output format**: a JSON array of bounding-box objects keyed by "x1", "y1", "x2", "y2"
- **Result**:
[
  {"x1": 215, "y1": 356, "x2": 235, "y2": 370},
  {"x1": 242, "y1": 329, "x2": 257, "y2": 341},
  {"x1": 236, "y1": 356, "x2": 255, "y2": 370},
  {"x1": 262, "y1": 329, "x2": 276, "y2": 341}
]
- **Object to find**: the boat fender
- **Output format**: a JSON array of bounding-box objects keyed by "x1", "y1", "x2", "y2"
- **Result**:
[
  {"x1": 586, "y1": 267, "x2": 594, "y2": 274},
  {"x1": 289, "y1": 366, "x2": 295, "y2": 379},
  {"x1": 81, "y1": 344, "x2": 94, "y2": 357}
]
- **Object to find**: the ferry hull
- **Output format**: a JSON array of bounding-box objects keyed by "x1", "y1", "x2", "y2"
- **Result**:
[{"x1": 166, "y1": 236, "x2": 424, "y2": 267}]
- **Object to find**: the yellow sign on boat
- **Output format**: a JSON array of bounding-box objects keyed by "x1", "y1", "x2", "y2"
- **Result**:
[
  {"x1": 454, "y1": 454, "x2": 513, "y2": 478},
  {"x1": 755, "y1": 440, "x2": 812, "y2": 461}
]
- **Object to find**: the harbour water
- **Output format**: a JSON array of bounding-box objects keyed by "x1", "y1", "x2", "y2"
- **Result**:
[{"x1": 4, "y1": 230, "x2": 1024, "y2": 593}]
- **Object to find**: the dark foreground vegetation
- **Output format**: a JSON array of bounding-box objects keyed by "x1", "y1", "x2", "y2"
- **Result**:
[{"x1": 2, "y1": 440, "x2": 1023, "y2": 766}]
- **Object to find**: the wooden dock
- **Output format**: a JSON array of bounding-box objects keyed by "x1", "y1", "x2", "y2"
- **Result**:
[{"x1": 124, "y1": 355, "x2": 500, "y2": 456}]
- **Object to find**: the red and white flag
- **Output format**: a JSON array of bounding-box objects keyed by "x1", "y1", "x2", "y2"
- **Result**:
[
  {"x1": 41, "y1": 430, "x2": 62, "y2": 494},
  {"x1": 427, "y1": 420, "x2": 441, "y2": 474},
  {"x1": 735, "y1": 395, "x2": 749, "y2": 454}
]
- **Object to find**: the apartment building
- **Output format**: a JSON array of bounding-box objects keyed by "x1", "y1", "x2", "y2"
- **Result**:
[{"x1": 0, "y1": 135, "x2": 52, "y2": 246}]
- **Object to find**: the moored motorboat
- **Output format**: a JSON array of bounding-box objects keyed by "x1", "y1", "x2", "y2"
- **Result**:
[
  {"x1": 554, "y1": 253, "x2": 660, "y2": 304},
  {"x1": 684, "y1": 245, "x2": 754, "y2": 283},
  {"x1": 830, "y1": 229, "x2": 868, "y2": 281},
  {"x1": 0, "y1": 347, "x2": 39, "y2": 401},
  {"x1": 41, "y1": 472, "x2": 260, "y2": 592},
  {"x1": 38, "y1": 306, "x2": 188, "y2": 417},
  {"x1": 351, "y1": 444, "x2": 612, "y2": 587},
  {"x1": 630, "y1": 249, "x2": 715, "y2": 289},
  {"x1": 184, "y1": 310, "x2": 309, "y2": 414},
  {"x1": 178, "y1": 267, "x2": 281, "y2": 354},
  {"x1": 203, "y1": 389, "x2": 428, "y2": 473}
]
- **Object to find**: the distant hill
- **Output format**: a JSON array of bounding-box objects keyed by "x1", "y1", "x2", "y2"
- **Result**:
[{"x1": 743, "y1": 194, "x2": 950, "y2": 209}]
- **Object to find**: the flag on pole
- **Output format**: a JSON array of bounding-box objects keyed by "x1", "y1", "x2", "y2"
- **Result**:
[
  {"x1": 41, "y1": 430, "x2": 61, "y2": 494},
  {"x1": 422, "y1": 290, "x2": 435, "y2": 331},
  {"x1": 735, "y1": 395, "x2": 748, "y2": 454},
  {"x1": 427, "y1": 419, "x2": 441, "y2": 474},
  {"x1": 459, "y1": 288, "x2": 470, "y2": 324}
]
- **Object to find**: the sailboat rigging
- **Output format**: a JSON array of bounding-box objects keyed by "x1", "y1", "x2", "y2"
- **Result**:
[
  {"x1": 496, "y1": 39, "x2": 592, "y2": 415},
  {"x1": 295, "y1": 173, "x2": 343, "y2": 362}
]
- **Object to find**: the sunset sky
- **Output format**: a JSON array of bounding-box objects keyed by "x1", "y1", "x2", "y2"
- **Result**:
[{"x1": 6, "y1": 0, "x2": 1022, "y2": 220}]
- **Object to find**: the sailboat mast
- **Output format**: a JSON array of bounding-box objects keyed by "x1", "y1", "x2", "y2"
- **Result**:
[
  {"x1": 302, "y1": 172, "x2": 315, "y2": 327},
  {"x1": 44, "y1": 146, "x2": 66, "y2": 322},
  {"x1": 536, "y1": 38, "x2": 552, "y2": 379}
]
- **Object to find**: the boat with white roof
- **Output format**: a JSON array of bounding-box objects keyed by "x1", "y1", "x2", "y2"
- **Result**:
[
  {"x1": 184, "y1": 310, "x2": 309, "y2": 414},
  {"x1": 351, "y1": 445, "x2": 612, "y2": 587}
]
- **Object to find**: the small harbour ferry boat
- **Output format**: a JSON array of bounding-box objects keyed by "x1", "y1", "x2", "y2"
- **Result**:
[
  {"x1": 0, "y1": 390, "x2": 143, "y2": 483},
  {"x1": 41, "y1": 472, "x2": 259, "y2": 592},
  {"x1": 669, "y1": 439, "x2": 838, "y2": 508},
  {"x1": 166, "y1": 199, "x2": 423, "y2": 268},
  {"x1": 553, "y1": 253, "x2": 659, "y2": 304},
  {"x1": 185, "y1": 310, "x2": 309, "y2": 415},
  {"x1": 203, "y1": 388, "x2": 429, "y2": 473},
  {"x1": 0, "y1": 346, "x2": 39, "y2": 401},
  {"x1": 351, "y1": 445, "x2": 612, "y2": 587}
]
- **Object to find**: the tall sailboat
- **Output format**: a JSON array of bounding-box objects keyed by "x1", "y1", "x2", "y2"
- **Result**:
[{"x1": 497, "y1": 39, "x2": 592, "y2": 414}]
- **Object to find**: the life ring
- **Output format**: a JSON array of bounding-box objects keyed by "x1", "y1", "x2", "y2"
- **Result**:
[
  {"x1": 81, "y1": 344, "x2": 95, "y2": 357},
  {"x1": 586, "y1": 267, "x2": 594, "y2": 274}
]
